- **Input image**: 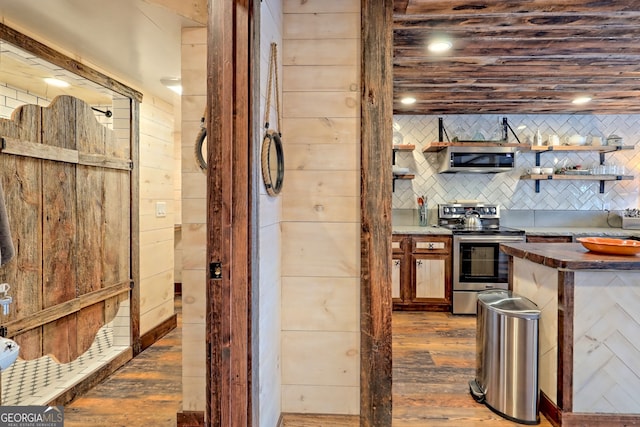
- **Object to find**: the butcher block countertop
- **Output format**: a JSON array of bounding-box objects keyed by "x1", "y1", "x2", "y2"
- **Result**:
[{"x1": 501, "y1": 242, "x2": 640, "y2": 270}]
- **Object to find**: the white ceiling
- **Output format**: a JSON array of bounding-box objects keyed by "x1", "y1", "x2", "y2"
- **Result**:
[{"x1": 0, "y1": 0, "x2": 201, "y2": 104}]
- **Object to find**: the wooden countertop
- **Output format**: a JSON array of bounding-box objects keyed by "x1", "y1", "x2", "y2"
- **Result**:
[{"x1": 501, "y1": 242, "x2": 640, "y2": 270}]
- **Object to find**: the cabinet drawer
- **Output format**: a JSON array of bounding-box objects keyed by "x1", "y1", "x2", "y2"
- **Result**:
[
  {"x1": 392, "y1": 235, "x2": 406, "y2": 253},
  {"x1": 415, "y1": 241, "x2": 445, "y2": 250},
  {"x1": 412, "y1": 236, "x2": 451, "y2": 254},
  {"x1": 526, "y1": 235, "x2": 573, "y2": 243}
]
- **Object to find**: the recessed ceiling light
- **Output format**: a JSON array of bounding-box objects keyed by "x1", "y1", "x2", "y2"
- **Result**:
[
  {"x1": 428, "y1": 40, "x2": 452, "y2": 53},
  {"x1": 160, "y1": 77, "x2": 182, "y2": 95},
  {"x1": 572, "y1": 96, "x2": 592, "y2": 105},
  {"x1": 43, "y1": 78, "x2": 70, "y2": 88},
  {"x1": 401, "y1": 97, "x2": 416, "y2": 105}
]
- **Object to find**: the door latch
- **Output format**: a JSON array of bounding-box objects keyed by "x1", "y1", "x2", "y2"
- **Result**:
[{"x1": 210, "y1": 262, "x2": 222, "y2": 280}]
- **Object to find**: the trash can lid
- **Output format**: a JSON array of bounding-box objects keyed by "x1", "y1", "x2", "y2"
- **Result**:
[{"x1": 478, "y1": 290, "x2": 540, "y2": 319}]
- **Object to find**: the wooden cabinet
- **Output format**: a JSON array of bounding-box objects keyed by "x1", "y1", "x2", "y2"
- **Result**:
[
  {"x1": 414, "y1": 256, "x2": 445, "y2": 299},
  {"x1": 526, "y1": 235, "x2": 573, "y2": 243},
  {"x1": 392, "y1": 234, "x2": 452, "y2": 311}
]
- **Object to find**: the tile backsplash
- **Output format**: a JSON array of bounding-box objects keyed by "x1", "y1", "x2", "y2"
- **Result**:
[{"x1": 392, "y1": 114, "x2": 640, "y2": 211}]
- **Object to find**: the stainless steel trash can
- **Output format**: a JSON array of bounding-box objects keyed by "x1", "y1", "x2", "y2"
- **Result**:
[{"x1": 469, "y1": 289, "x2": 541, "y2": 425}]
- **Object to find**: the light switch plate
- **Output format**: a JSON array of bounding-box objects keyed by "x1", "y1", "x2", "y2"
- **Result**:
[{"x1": 155, "y1": 201, "x2": 167, "y2": 218}]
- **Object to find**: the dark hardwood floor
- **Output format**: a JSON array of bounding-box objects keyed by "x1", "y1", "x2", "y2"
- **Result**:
[
  {"x1": 391, "y1": 311, "x2": 552, "y2": 426},
  {"x1": 285, "y1": 311, "x2": 553, "y2": 426},
  {"x1": 63, "y1": 298, "x2": 182, "y2": 427},
  {"x1": 63, "y1": 300, "x2": 552, "y2": 426}
]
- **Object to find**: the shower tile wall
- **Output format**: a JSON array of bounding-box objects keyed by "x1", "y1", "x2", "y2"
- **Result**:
[{"x1": 392, "y1": 114, "x2": 640, "y2": 211}]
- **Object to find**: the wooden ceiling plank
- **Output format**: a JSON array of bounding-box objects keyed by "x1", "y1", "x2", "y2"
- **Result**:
[{"x1": 393, "y1": 0, "x2": 640, "y2": 114}]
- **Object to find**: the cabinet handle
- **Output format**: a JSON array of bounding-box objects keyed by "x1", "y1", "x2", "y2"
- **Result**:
[
  {"x1": 428, "y1": 242, "x2": 434, "y2": 249},
  {"x1": 394, "y1": 260, "x2": 400, "y2": 267},
  {"x1": 416, "y1": 260, "x2": 422, "y2": 266}
]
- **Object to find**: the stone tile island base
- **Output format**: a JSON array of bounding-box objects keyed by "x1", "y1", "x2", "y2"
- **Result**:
[{"x1": 501, "y1": 242, "x2": 640, "y2": 427}]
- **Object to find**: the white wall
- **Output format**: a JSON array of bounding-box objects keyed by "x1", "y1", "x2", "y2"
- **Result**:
[
  {"x1": 393, "y1": 114, "x2": 640, "y2": 212},
  {"x1": 138, "y1": 96, "x2": 176, "y2": 335},
  {"x1": 179, "y1": 26, "x2": 207, "y2": 412},
  {"x1": 258, "y1": 0, "x2": 283, "y2": 425},
  {"x1": 280, "y1": 0, "x2": 361, "y2": 415}
]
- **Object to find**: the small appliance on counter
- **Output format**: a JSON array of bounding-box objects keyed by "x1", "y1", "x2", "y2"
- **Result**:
[
  {"x1": 438, "y1": 202, "x2": 525, "y2": 314},
  {"x1": 622, "y1": 208, "x2": 640, "y2": 229}
]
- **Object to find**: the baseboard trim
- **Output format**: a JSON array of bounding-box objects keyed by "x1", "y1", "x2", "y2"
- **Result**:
[
  {"x1": 176, "y1": 411, "x2": 205, "y2": 427},
  {"x1": 280, "y1": 412, "x2": 359, "y2": 426},
  {"x1": 175, "y1": 412, "x2": 357, "y2": 426},
  {"x1": 139, "y1": 313, "x2": 177, "y2": 352},
  {"x1": 539, "y1": 390, "x2": 640, "y2": 426},
  {"x1": 539, "y1": 391, "x2": 560, "y2": 427},
  {"x1": 47, "y1": 347, "x2": 133, "y2": 406}
]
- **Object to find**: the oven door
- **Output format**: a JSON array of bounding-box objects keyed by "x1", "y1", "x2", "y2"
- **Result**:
[{"x1": 453, "y1": 234, "x2": 525, "y2": 291}]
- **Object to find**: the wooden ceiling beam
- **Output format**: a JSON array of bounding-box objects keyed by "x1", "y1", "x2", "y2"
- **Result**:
[
  {"x1": 400, "y1": 0, "x2": 640, "y2": 16},
  {"x1": 394, "y1": 14, "x2": 640, "y2": 31},
  {"x1": 394, "y1": 102, "x2": 640, "y2": 115},
  {"x1": 394, "y1": 90, "x2": 640, "y2": 101}
]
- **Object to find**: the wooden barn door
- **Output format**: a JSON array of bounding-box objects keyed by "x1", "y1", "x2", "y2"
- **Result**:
[{"x1": 0, "y1": 95, "x2": 131, "y2": 363}]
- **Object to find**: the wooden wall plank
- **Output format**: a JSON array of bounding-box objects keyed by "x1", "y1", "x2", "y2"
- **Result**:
[
  {"x1": 0, "y1": 137, "x2": 79, "y2": 163},
  {"x1": 3, "y1": 281, "x2": 130, "y2": 338},
  {"x1": 75, "y1": 100, "x2": 107, "y2": 356},
  {"x1": 0, "y1": 108, "x2": 43, "y2": 360},
  {"x1": 0, "y1": 138, "x2": 132, "y2": 170},
  {"x1": 41, "y1": 96, "x2": 78, "y2": 363}
]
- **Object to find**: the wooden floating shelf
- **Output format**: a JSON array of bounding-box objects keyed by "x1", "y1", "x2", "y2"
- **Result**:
[
  {"x1": 521, "y1": 173, "x2": 634, "y2": 193},
  {"x1": 393, "y1": 173, "x2": 415, "y2": 180},
  {"x1": 521, "y1": 174, "x2": 633, "y2": 181},
  {"x1": 422, "y1": 141, "x2": 525, "y2": 153},
  {"x1": 421, "y1": 142, "x2": 634, "y2": 154},
  {"x1": 393, "y1": 144, "x2": 415, "y2": 151},
  {"x1": 521, "y1": 145, "x2": 634, "y2": 153}
]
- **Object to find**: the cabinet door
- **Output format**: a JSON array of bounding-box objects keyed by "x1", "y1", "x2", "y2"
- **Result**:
[
  {"x1": 414, "y1": 257, "x2": 445, "y2": 299},
  {"x1": 391, "y1": 256, "x2": 402, "y2": 300}
]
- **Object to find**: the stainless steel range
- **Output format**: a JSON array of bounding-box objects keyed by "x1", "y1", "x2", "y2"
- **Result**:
[{"x1": 438, "y1": 203, "x2": 525, "y2": 314}]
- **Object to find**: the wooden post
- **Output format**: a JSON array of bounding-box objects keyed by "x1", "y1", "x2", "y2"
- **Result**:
[
  {"x1": 360, "y1": 0, "x2": 394, "y2": 425},
  {"x1": 206, "y1": 0, "x2": 253, "y2": 425}
]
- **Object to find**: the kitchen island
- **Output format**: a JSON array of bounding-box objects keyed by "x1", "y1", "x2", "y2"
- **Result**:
[{"x1": 501, "y1": 242, "x2": 640, "y2": 427}]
